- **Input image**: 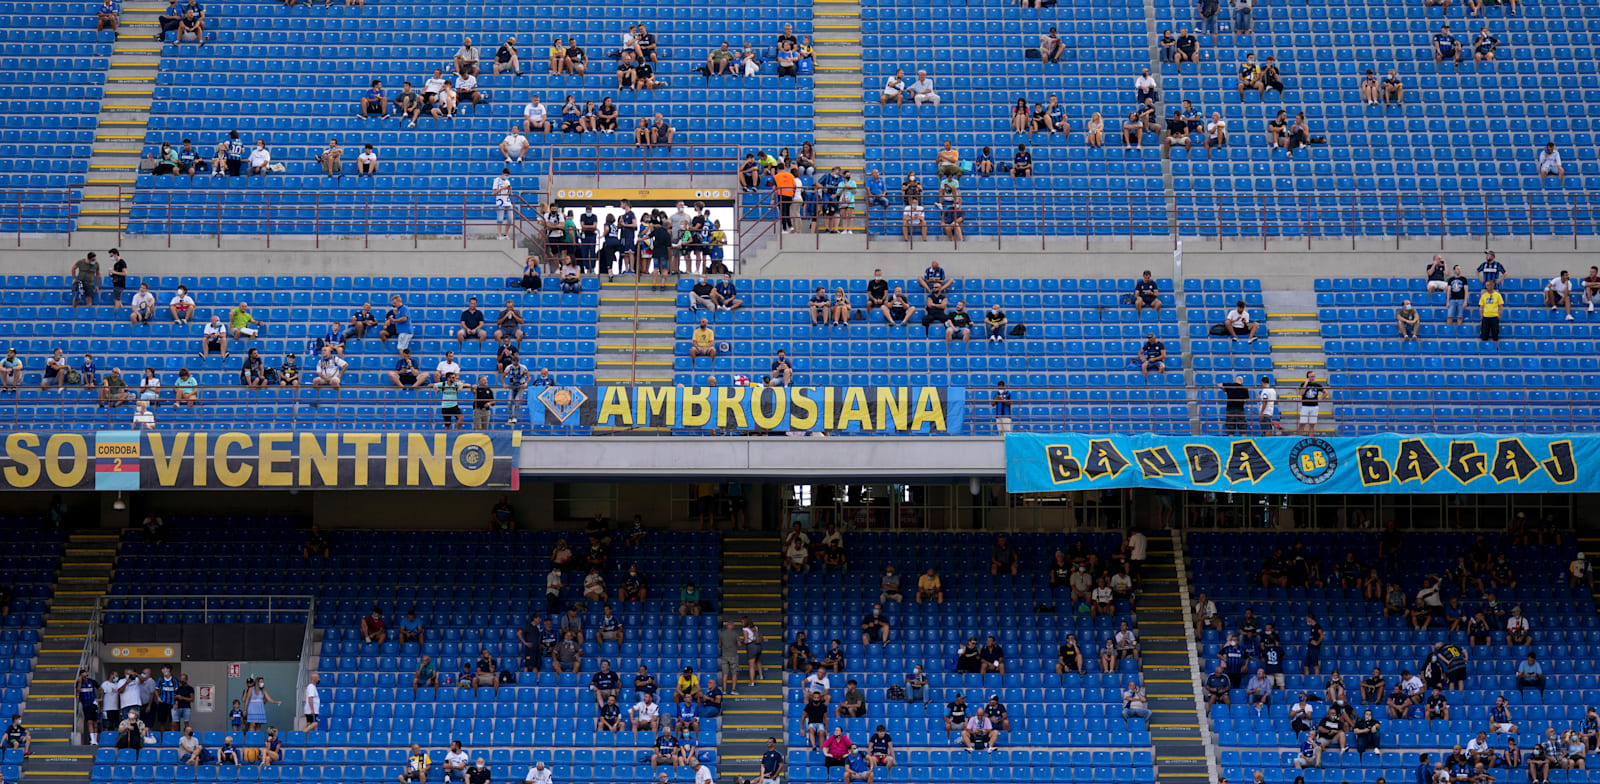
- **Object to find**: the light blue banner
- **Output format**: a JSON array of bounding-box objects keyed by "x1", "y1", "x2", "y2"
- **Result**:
[{"x1": 1005, "y1": 432, "x2": 1586, "y2": 494}]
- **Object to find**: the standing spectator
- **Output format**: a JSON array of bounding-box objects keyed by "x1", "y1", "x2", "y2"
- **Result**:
[
  {"x1": 1444, "y1": 265, "x2": 1471, "y2": 325},
  {"x1": 1295, "y1": 372, "x2": 1325, "y2": 435},
  {"x1": 1199, "y1": 0, "x2": 1220, "y2": 33},
  {"x1": 471, "y1": 376, "x2": 495, "y2": 430},
  {"x1": 1255, "y1": 376, "x2": 1279, "y2": 435},
  {"x1": 1231, "y1": 0, "x2": 1255, "y2": 33},
  {"x1": 1544, "y1": 270, "x2": 1575, "y2": 320},
  {"x1": 70, "y1": 252, "x2": 99, "y2": 309},
  {"x1": 1478, "y1": 280, "x2": 1504, "y2": 343}
]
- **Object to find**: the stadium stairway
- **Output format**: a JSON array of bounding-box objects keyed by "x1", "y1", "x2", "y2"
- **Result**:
[
  {"x1": 21, "y1": 531, "x2": 119, "y2": 784},
  {"x1": 1134, "y1": 533, "x2": 1211, "y2": 784},
  {"x1": 715, "y1": 535, "x2": 786, "y2": 781},
  {"x1": 83, "y1": 22, "x2": 163, "y2": 233},
  {"x1": 1262, "y1": 288, "x2": 1335, "y2": 432},
  {"x1": 811, "y1": 0, "x2": 867, "y2": 187},
  {"x1": 597, "y1": 281, "x2": 677, "y2": 386}
]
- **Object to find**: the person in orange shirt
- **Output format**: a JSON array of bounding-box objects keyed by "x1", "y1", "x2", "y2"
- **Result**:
[{"x1": 772, "y1": 166, "x2": 797, "y2": 233}]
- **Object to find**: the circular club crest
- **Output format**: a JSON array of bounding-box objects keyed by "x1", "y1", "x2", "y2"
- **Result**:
[
  {"x1": 1288, "y1": 438, "x2": 1338, "y2": 485},
  {"x1": 459, "y1": 444, "x2": 488, "y2": 470}
]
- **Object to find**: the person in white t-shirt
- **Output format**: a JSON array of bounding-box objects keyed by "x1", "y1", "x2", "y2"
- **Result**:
[
  {"x1": 908, "y1": 69, "x2": 940, "y2": 106},
  {"x1": 1205, "y1": 112, "x2": 1229, "y2": 158},
  {"x1": 693, "y1": 760, "x2": 714, "y2": 784},
  {"x1": 423, "y1": 68, "x2": 448, "y2": 105},
  {"x1": 101, "y1": 673, "x2": 125, "y2": 723},
  {"x1": 492, "y1": 168, "x2": 514, "y2": 239},
  {"x1": 313, "y1": 346, "x2": 347, "y2": 388},
  {"x1": 523, "y1": 95, "x2": 550, "y2": 134},
  {"x1": 435, "y1": 351, "x2": 462, "y2": 380},
  {"x1": 631, "y1": 693, "x2": 661, "y2": 740},
  {"x1": 1536, "y1": 142, "x2": 1564, "y2": 182},
  {"x1": 302, "y1": 674, "x2": 321, "y2": 732},
  {"x1": 133, "y1": 400, "x2": 156, "y2": 430},
  {"x1": 356, "y1": 144, "x2": 378, "y2": 176},
  {"x1": 442, "y1": 740, "x2": 470, "y2": 782},
  {"x1": 1544, "y1": 270, "x2": 1575, "y2": 321},
  {"x1": 247, "y1": 140, "x2": 271, "y2": 175},
  {"x1": 454, "y1": 72, "x2": 484, "y2": 112},
  {"x1": 524, "y1": 761, "x2": 553, "y2": 784},
  {"x1": 500, "y1": 126, "x2": 530, "y2": 163},
  {"x1": 880, "y1": 68, "x2": 906, "y2": 105},
  {"x1": 1134, "y1": 68, "x2": 1159, "y2": 103},
  {"x1": 199, "y1": 315, "x2": 230, "y2": 359},
  {"x1": 129, "y1": 283, "x2": 156, "y2": 325},
  {"x1": 1257, "y1": 375, "x2": 1279, "y2": 434},
  {"x1": 1224, "y1": 300, "x2": 1258, "y2": 342},
  {"x1": 168, "y1": 284, "x2": 195, "y2": 324}
]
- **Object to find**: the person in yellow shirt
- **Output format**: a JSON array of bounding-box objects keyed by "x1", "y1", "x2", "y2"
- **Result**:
[
  {"x1": 690, "y1": 317, "x2": 717, "y2": 358},
  {"x1": 676, "y1": 666, "x2": 702, "y2": 704},
  {"x1": 916, "y1": 568, "x2": 944, "y2": 603},
  {"x1": 1478, "y1": 280, "x2": 1504, "y2": 343},
  {"x1": 400, "y1": 744, "x2": 431, "y2": 782}
]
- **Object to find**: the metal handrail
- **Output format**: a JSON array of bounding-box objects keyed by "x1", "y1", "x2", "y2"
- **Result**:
[
  {"x1": 292, "y1": 594, "x2": 317, "y2": 732},
  {"x1": 6, "y1": 384, "x2": 1597, "y2": 436},
  {"x1": 97, "y1": 595, "x2": 316, "y2": 623},
  {"x1": 72, "y1": 599, "x2": 104, "y2": 745}
]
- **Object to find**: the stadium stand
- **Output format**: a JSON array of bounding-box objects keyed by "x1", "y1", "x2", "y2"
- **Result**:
[
  {"x1": 0, "y1": 8, "x2": 110, "y2": 232},
  {"x1": 1191, "y1": 530, "x2": 1598, "y2": 784},
  {"x1": 782, "y1": 531, "x2": 1154, "y2": 782},
  {"x1": 0, "y1": 272, "x2": 599, "y2": 430},
  {"x1": 90, "y1": 518, "x2": 724, "y2": 784},
  {"x1": 1317, "y1": 276, "x2": 1600, "y2": 434},
  {"x1": 125, "y1": 0, "x2": 816, "y2": 234},
  {"x1": 0, "y1": 519, "x2": 60, "y2": 783}
]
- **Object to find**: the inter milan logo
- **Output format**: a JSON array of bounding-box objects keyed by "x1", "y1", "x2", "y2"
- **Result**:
[
  {"x1": 458, "y1": 445, "x2": 487, "y2": 470},
  {"x1": 537, "y1": 386, "x2": 588, "y2": 425},
  {"x1": 1288, "y1": 438, "x2": 1338, "y2": 485}
]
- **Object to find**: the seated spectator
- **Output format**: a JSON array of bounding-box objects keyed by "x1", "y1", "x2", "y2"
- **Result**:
[
  {"x1": 1173, "y1": 26, "x2": 1199, "y2": 63},
  {"x1": 197, "y1": 315, "x2": 229, "y2": 359},
  {"x1": 312, "y1": 347, "x2": 347, "y2": 387},
  {"x1": 1163, "y1": 109, "x2": 1192, "y2": 156},
  {"x1": 453, "y1": 71, "x2": 484, "y2": 112},
  {"x1": 454, "y1": 37, "x2": 480, "y2": 75},
  {"x1": 247, "y1": 140, "x2": 271, "y2": 175},
  {"x1": 635, "y1": 59, "x2": 661, "y2": 91},
  {"x1": 1473, "y1": 27, "x2": 1499, "y2": 62},
  {"x1": 962, "y1": 709, "x2": 997, "y2": 751},
  {"x1": 1259, "y1": 56, "x2": 1285, "y2": 96},
  {"x1": 492, "y1": 35, "x2": 521, "y2": 75},
  {"x1": 880, "y1": 69, "x2": 907, "y2": 105},
  {"x1": 690, "y1": 318, "x2": 716, "y2": 358},
  {"x1": 360, "y1": 607, "x2": 387, "y2": 643},
  {"x1": 500, "y1": 125, "x2": 529, "y2": 164},
  {"x1": 314, "y1": 138, "x2": 343, "y2": 177},
  {"x1": 706, "y1": 42, "x2": 736, "y2": 75},
  {"x1": 1134, "y1": 332, "x2": 1167, "y2": 377},
  {"x1": 1011, "y1": 145, "x2": 1032, "y2": 178},
  {"x1": 934, "y1": 141, "x2": 962, "y2": 179},
  {"x1": 901, "y1": 198, "x2": 928, "y2": 242},
  {"x1": 776, "y1": 41, "x2": 799, "y2": 78},
  {"x1": 1429, "y1": 25, "x2": 1466, "y2": 69},
  {"x1": 239, "y1": 348, "x2": 267, "y2": 387},
  {"x1": 941, "y1": 195, "x2": 966, "y2": 239},
  {"x1": 1538, "y1": 142, "x2": 1565, "y2": 182},
  {"x1": 1205, "y1": 664, "x2": 1232, "y2": 713},
  {"x1": 565, "y1": 38, "x2": 588, "y2": 75},
  {"x1": 559, "y1": 262, "x2": 582, "y2": 294},
  {"x1": 1203, "y1": 113, "x2": 1229, "y2": 159},
  {"x1": 177, "y1": 6, "x2": 204, "y2": 45},
  {"x1": 1283, "y1": 111, "x2": 1311, "y2": 156},
  {"x1": 1248, "y1": 668, "x2": 1273, "y2": 706},
  {"x1": 388, "y1": 349, "x2": 430, "y2": 389},
  {"x1": 881, "y1": 287, "x2": 915, "y2": 327},
  {"x1": 1134, "y1": 68, "x2": 1158, "y2": 103},
  {"x1": 1237, "y1": 54, "x2": 1263, "y2": 97},
  {"x1": 908, "y1": 69, "x2": 940, "y2": 106},
  {"x1": 712, "y1": 274, "x2": 743, "y2": 311},
  {"x1": 360, "y1": 80, "x2": 387, "y2": 118},
  {"x1": 770, "y1": 350, "x2": 794, "y2": 386},
  {"x1": 151, "y1": 142, "x2": 179, "y2": 175},
  {"x1": 1039, "y1": 27, "x2": 1064, "y2": 63},
  {"x1": 356, "y1": 144, "x2": 378, "y2": 176},
  {"x1": 1122, "y1": 109, "x2": 1144, "y2": 146},
  {"x1": 1224, "y1": 300, "x2": 1259, "y2": 341},
  {"x1": 1131, "y1": 270, "x2": 1162, "y2": 313},
  {"x1": 836, "y1": 680, "x2": 867, "y2": 718},
  {"x1": 1396, "y1": 299, "x2": 1421, "y2": 339},
  {"x1": 985, "y1": 304, "x2": 1008, "y2": 342}
]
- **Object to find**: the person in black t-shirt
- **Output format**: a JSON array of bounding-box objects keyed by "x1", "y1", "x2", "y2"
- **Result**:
[
  {"x1": 762, "y1": 738, "x2": 786, "y2": 780},
  {"x1": 1133, "y1": 270, "x2": 1161, "y2": 313},
  {"x1": 955, "y1": 638, "x2": 981, "y2": 673},
  {"x1": 1219, "y1": 374, "x2": 1249, "y2": 435},
  {"x1": 1445, "y1": 264, "x2": 1470, "y2": 325},
  {"x1": 1057, "y1": 635, "x2": 1083, "y2": 673},
  {"x1": 866, "y1": 270, "x2": 889, "y2": 309},
  {"x1": 943, "y1": 695, "x2": 968, "y2": 739}
]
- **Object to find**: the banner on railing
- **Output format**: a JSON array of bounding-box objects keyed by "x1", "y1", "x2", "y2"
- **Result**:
[
  {"x1": 1, "y1": 431, "x2": 518, "y2": 490},
  {"x1": 1005, "y1": 432, "x2": 1586, "y2": 495},
  {"x1": 528, "y1": 386, "x2": 967, "y2": 434}
]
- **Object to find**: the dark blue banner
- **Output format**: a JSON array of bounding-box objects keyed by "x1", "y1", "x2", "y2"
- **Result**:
[{"x1": 1005, "y1": 433, "x2": 1584, "y2": 494}]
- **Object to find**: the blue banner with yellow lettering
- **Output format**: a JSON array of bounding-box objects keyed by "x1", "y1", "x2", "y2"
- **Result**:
[
  {"x1": 1005, "y1": 432, "x2": 1587, "y2": 494},
  {"x1": 1, "y1": 431, "x2": 518, "y2": 490}
]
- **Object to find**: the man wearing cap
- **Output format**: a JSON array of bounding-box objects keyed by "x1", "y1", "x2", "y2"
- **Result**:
[
  {"x1": 984, "y1": 694, "x2": 1011, "y2": 731},
  {"x1": 1570, "y1": 552, "x2": 1592, "y2": 589}
]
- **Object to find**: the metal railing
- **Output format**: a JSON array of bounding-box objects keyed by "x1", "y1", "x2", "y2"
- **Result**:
[
  {"x1": 1, "y1": 183, "x2": 1595, "y2": 249},
  {"x1": 546, "y1": 143, "x2": 741, "y2": 189},
  {"x1": 7, "y1": 385, "x2": 1597, "y2": 437},
  {"x1": 292, "y1": 595, "x2": 318, "y2": 732},
  {"x1": 72, "y1": 599, "x2": 105, "y2": 744},
  {"x1": 98, "y1": 595, "x2": 315, "y2": 624}
]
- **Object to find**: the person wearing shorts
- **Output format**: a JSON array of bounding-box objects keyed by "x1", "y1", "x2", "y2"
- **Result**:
[
  {"x1": 901, "y1": 203, "x2": 927, "y2": 241},
  {"x1": 1296, "y1": 372, "x2": 1324, "y2": 436}
]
